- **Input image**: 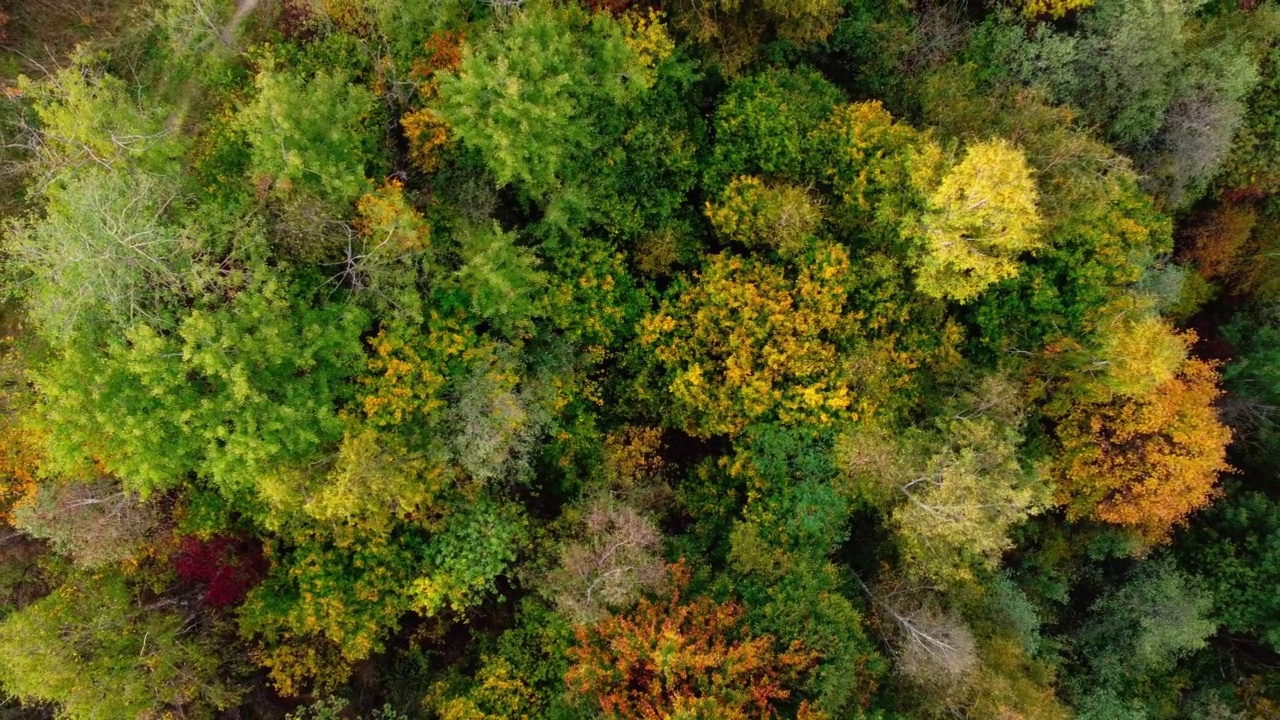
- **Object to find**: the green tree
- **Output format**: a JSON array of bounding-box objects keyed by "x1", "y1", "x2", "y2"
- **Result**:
[
  {"x1": 240, "y1": 65, "x2": 377, "y2": 204},
  {"x1": 7, "y1": 167, "x2": 193, "y2": 342},
  {"x1": 0, "y1": 571, "x2": 239, "y2": 718},
  {"x1": 839, "y1": 375, "x2": 1050, "y2": 582},
  {"x1": 706, "y1": 66, "x2": 843, "y2": 192},
  {"x1": 16, "y1": 59, "x2": 182, "y2": 174},
  {"x1": 241, "y1": 499, "x2": 525, "y2": 695},
  {"x1": 36, "y1": 278, "x2": 369, "y2": 507},
  {"x1": 453, "y1": 223, "x2": 546, "y2": 339},
  {"x1": 1218, "y1": 44, "x2": 1280, "y2": 196},
  {"x1": 436, "y1": 1, "x2": 653, "y2": 199},
  {"x1": 726, "y1": 426, "x2": 884, "y2": 715},
  {"x1": 1179, "y1": 490, "x2": 1280, "y2": 651},
  {"x1": 1070, "y1": 557, "x2": 1217, "y2": 718}
]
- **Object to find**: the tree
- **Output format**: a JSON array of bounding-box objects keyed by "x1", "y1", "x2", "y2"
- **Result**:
[
  {"x1": 1143, "y1": 39, "x2": 1258, "y2": 208},
  {"x1": 1179, "y1": 491, "x2": 1280, "y2": 652},
  {"x1": 295, "y1": 425, "x2": 450, "y2": 535},
  {"x1": 15, "y1": 59, "x2": 182, "y2": 176},
  {"x1": 544, "y1": 497, "x2": 666, "y2": 623},
  {"x1": 1019, "y1": 0, "x2": 1093, "y2": 19},
  {"x1": 1069, "y1": 0, "x2": 1197, "y2": 146},
  {"x1": 814, "y1": 100, "x2": 925, "y2": 239},
  {"x1": 239, "y1": 65, "x2": 377, "y2": 204},
  {"x1": 1179, "y1": 202, "x2": 1259, "y2": 284},
  {"x1": 639, "y1": 244, "x2": 856, "y2": 437},
  {"x1": 839, "y1": 375, "x2": 1049, "y2": 582},
  {"x1": 565, "y1": 579, "x2": 819, "y2": 719},
  {"x1": 706, "y1": 67, "x2": 844, "y2": 191},
  {"x1": 400, "y1": 29, "x2": 467, "y2": 174},
  {"x1": 6, "y1": 166, "x2": 192, "y2": 342},
  {"x1": 861, "y1": 574, "x2": 978, "y2": 691},
  {"x1": 1070, "y1": 557, "x2": 1217, "y2": 716},
  {"x1": 1218, "y1": 44, "x2": 1280, "y2": 197},
  {"x1": 1054, "y1": 358, "x2": 1232, "y2": 541},
  {"x1": 1081, "y1": 310, "x2": 1190, "y2": 399},
  {"x1": 435, "y1": 1, "x2": 654, "y2": 198},
  {"x1": 910, "y1": 138, "x2": 1044, "y2": 303},
  {"x1": 0, "y1": 571, "x2": 239, "y2": 718},
  {"x1": 449, "y1": 350, "x2": 545, "y2": 483},
  {"x1": 12, "y1": 477, "x2": 157, "y2": 568},
  {"x1": 706, "y1": 176, "x2": 823, "y2": 258},
  {"x1": 452, "y1": 223, "x2": 546, "y2": 339},
  {"x1": 665, "y1": 0, "x2": 842, "y2": 75},
  {"x1": 242, "y1": 498, "x2": 525, "y2": 695},
  {"x1": 725, "y1": 427, "x2": 884, "y2": 716},
  {"x1": 35, "y1": 278, "x2": 369, "y2": 507},
  {"x1": 343, "y1": 178, "x2": 433, "y2": 319}
]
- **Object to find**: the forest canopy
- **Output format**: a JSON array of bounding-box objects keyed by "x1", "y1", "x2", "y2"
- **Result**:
[{"x1": 0, "y1": 0, "x2": 1278, "y2": 717}]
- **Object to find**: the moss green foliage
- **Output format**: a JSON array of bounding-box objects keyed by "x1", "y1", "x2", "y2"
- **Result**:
[
  {"x1": 436, "y1": 1, "x2": 652, "y2": 199},
  {"x1": 0, "y1": 572, "x2": 239, "y2": 716},
  {"x1": 240, "y1": 66, "x2": 379, "y2": 204},
  {"x1": 0, "y1": 0, "x2": 1278, "y2": 717}
]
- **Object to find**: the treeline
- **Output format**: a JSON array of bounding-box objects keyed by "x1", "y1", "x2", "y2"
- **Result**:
[{"x1": 0, "y1": 0, "x2": 1277, "y2": 717}]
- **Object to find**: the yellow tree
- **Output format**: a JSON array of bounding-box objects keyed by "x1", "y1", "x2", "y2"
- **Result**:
[
  {"x1": 1089, "y1": 312, "x2": 1189, "y2": 398},
  {"x1": 1019, "y1": 0, "x2": 1094, "y2": 19},
  {"x1": 639, "y1": 243, "x2": 855, "y2": 437},
  {"x1": 1054, "y1": 358, "x2": 1232, "y2": 541},
  {"x1": 911, "y1": 139, "x2": 1044, "y2": 303}
]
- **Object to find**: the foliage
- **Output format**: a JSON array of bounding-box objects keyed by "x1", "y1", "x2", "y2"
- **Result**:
[
  {"x1": 453, "y1": 223, "x2": 547, "y2": 338},
  {"x1": 6, "y1": 166, "x2": 193, "y2": 342},
  {"x1": 436, "y1": 1, "x2": 653, "y2": 198},
  {"x1": 1179, "y1": 491, "x2": 1280, "y2": 651},
  {"x1": 15, "y1": 60, "x2": 183, "y2": 174},
  {"x1": 639, "y1": 243, "x2": 856, "y2": 437},
  {"x1": 814, "y1": 100, "x2": 924, "y2": 238},
  {"x1": 565, "y1": 580, "x2": 820, "y2": 719},
  {"x1": 1070, "y1": 557, "x2": 1217, "y2": 714},
  {"x1": 2, "y1": 0, "x2": 1278, "y2": 714},
  {"x1": 242, "y1": 498, "x2": 526, "y2": 695},
  {"x1": 1019, "y1": 0, "x2": 1094, "y2": 20},
  {"x1": 840, "y1": 375, "x2": 1051, "y2": 582},
  {"x1": 346, "y1": 178, "x2": 433, "y2": 317},
  {"x1": 239, "y1": 65, "x2": 377, "y2": 204},
  {"x1": 1218, "y1": 44, "x2": 1280, "y2": 196},
  {"x1": 36, "y1": 278, "x2": 369, "y2": 505},
  {"x1": 909, "y1": 138, "x2": 1043, "y2": 303},
  {"x1": 1180, "y1": 202, "x2": 1259, "y2": 283},
  {"x1": 0, "y1": 571, "x2": 239, "y2": 718},
  {"x1": 706, "y1": 175, "x2": 822, "y2": 258},
  {"x1": 544, "y1": 496, "x2": 666, "y2": 623},
  {"x1": 706, "y1": 66, "x2": 843, "y2": 191},
  {"x1": 673, "y1": 0, "x2": 842, "y2": 74},
  {"x1": 1054, "y1": 358, "x2": 1232, "y2": 542},
  {"x1": 12, "y1": 477, "x2": 157, "y2": 568}
]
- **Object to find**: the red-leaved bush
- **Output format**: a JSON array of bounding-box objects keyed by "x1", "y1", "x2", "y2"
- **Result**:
[{"x1": 173, "y1": 535, "x2": 267, "y2": 609}]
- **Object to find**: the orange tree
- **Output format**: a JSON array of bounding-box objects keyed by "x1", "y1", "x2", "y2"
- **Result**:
[
  {"x1": 1053, "y1": 358, "x2": 1232, "y2": 541},
  {"x1": 565, "y1": 580, "x2": 820, "y2": 719}
]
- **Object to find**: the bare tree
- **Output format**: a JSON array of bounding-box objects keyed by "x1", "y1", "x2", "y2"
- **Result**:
[
  {"x1": 546, "y1": 497, "x2": 667, "y2": 623},
  {"x1": 13, "y1": 477, "x2": 158, "y2": 568},
  {"x1": 859, "y1": 574, "x2": 977, "y2": 687}
]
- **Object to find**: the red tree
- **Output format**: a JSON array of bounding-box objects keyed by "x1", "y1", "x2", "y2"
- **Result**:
[{"x1": 173, "y1": 535, "x2": 267, "y2": 609}]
